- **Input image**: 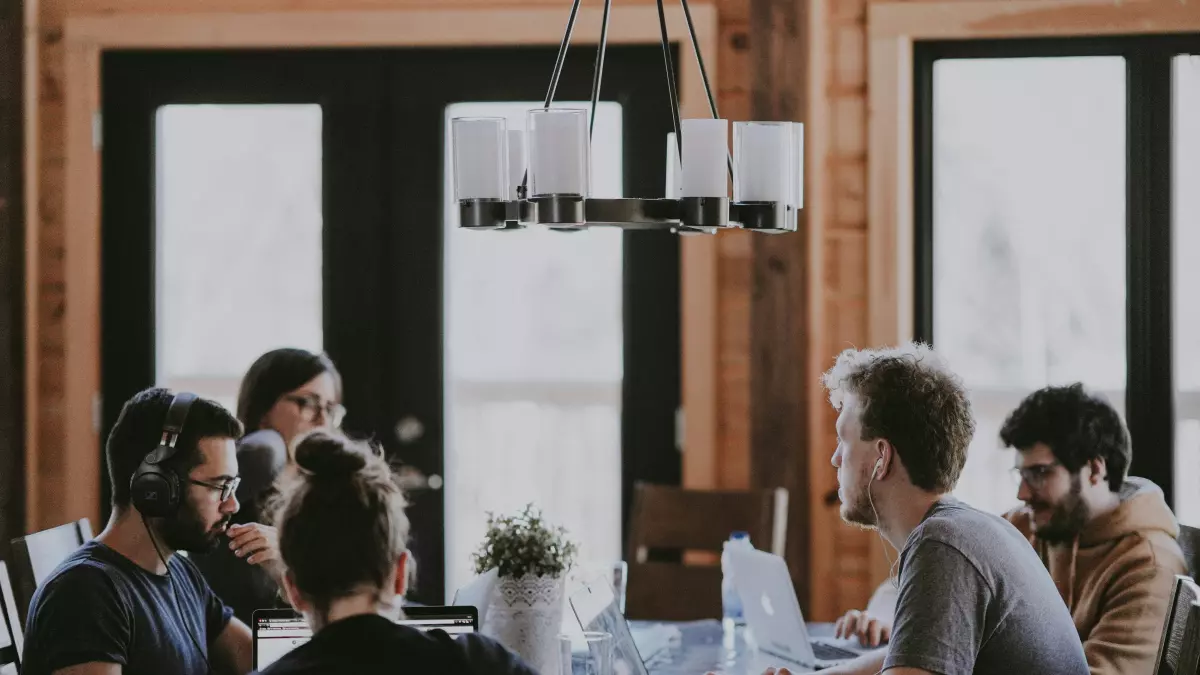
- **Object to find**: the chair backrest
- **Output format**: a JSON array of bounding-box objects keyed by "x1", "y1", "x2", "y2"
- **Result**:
[
  {"x1": 0, "y1": 562, "x2": 22, "y2": 670},
  {"x1": 1176, "y1": 599, "x2": 1200, "y2": 675},
  {"x1": 623, "y1": 483, "x2": 788, "y2": 621},
  {"x1": 9, "y1": 517, "x2": 94, "y2": 629},
  {"x1": 1155, "y1": 575, "x2": 1200, "y2": 675},
  {"x1": 1178, "y1": 524, "x2": 1200, "y2": 579}
]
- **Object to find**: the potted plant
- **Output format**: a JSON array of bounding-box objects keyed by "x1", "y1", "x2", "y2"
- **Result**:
[{"x1": 473, "y1": 504, "x2": 578, "y2": 674}]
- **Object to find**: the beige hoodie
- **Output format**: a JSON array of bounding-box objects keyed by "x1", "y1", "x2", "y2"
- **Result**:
[{"x1": 1005, "y1": 477, "x2": 1186, "y2": 675}]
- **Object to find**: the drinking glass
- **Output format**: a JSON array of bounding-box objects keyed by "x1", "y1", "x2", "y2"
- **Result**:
[{"x1": 559, "y1": 631, "x2": 613, "y2": 675}]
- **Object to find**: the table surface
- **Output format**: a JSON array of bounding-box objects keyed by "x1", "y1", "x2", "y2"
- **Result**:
[{"x1": 635, "y1": 621, "x2": 853, "y2": 675}]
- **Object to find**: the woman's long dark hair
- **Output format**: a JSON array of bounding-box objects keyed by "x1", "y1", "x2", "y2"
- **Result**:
[
  {"x1": 271, "y1": 431, "x2": 410, "y2": 620},
  {"x1": 237, "y1": 348, "x2": 343, "y2": 431}
]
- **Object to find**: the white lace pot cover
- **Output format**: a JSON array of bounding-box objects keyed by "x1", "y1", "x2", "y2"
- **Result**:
[{"x1": 484, "y1": 573, "x2": 566, "y2": 675}]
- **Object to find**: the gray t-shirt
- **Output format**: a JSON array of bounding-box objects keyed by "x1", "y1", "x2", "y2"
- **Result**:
[{"x1": 884, "y1": 499, "x2": 1089, "y2": 675}]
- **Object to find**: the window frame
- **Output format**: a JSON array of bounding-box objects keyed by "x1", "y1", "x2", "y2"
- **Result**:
[{"x1": 914, "y1": 35, "x2": 1200, "y2": 508}]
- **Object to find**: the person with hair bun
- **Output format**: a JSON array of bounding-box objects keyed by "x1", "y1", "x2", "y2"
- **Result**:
[{"x1": 255, "y1": 430, "x2": 536, "y2": 675}]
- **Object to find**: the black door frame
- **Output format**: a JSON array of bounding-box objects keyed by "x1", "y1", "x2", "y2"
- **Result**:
[
  {"x1": 913, "y1": 35, "x2": 1200, "y2": 507},
  {"x1": 101, "y1": 45, "x2": 681, "y2": 602}
]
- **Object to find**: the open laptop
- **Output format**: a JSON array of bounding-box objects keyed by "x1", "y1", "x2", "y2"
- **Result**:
[
  {"x1": 569, "y1": 578, "x2": 653, "y2": 675},
  {"x1": 252, "y1": 605, "x2": 478, "y2": 670},
  {"x1": 728, "y1": 547, "x2": 865, "y2": 670}
]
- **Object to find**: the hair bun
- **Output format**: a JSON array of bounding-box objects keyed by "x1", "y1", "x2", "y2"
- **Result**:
[{"x1": 294, "y1": 431, "x2": 367, "y2": 479}]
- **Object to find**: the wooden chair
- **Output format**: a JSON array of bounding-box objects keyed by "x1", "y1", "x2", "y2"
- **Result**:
[
  {"x1": 1155, "y1": 575, "x2": 1200, "y2": 675},
  {"x1": 623, "y1": 483, "x2": 788, "y2": 621},
  {"x1": 1176, "y1": 599, "x2": 1200, "y2": 675},
  {"x1": 1179, "y1": 524, "x2": 1200, "y2": 579},
  {"x1": 0, "y1": 561, "x2": 22, "y2": 672},
  {"x1": 9, "y1": 517, "x2": 94, "y2": 629}
]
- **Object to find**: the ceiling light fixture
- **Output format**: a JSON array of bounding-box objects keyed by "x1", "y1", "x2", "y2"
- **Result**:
[{"x1": 450, "y1": 0, "x2": 803, "y2": 235}]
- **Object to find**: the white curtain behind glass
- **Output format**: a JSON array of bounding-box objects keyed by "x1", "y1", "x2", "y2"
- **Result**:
[
  {"x1": 156, "y1": 105, "x2": 324, "y2": 412},
  {"x1": 932, "y1": 58, "x2": 1127, "y2": 517},
  {"x1": 1173, "y1": 56, "x2": 1200, "y2": 524}
]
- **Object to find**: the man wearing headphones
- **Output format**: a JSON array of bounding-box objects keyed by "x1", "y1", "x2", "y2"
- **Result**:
[{"x1": 22, "y1": 388, "x2": 277, "y2": 675}]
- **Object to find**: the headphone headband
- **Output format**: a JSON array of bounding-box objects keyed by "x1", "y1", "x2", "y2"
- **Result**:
[
  {"x1": 145, "y1": 392, "x2": 196, "y2": 465},
  {"x1": 131, "y1": 391, "x2": 197, "y2": 517}
]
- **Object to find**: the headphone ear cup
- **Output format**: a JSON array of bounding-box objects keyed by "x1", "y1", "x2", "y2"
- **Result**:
[{"x1": 131, "y1": 464, "x2": 181, "y2": 518}]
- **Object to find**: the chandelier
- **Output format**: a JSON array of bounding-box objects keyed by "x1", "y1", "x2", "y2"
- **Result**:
[{"x1": 449, "y1": 0, "x2": 803, "y2": 235}]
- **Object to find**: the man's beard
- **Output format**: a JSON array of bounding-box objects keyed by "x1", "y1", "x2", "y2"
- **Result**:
[
  {"x1": 157, "y1": 501, "x2": 231, "y2": 554},
  {"x1": 840, "y1": 469, "x2": 879, "y2": 530},
  {"x1": 1029, "y1": 474, "x2": 1091, "y2": 544}
]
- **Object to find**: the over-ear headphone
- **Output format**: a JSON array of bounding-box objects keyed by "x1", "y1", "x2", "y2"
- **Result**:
[{"x1": 130, "y1": 392, "x2": 197, "y2": 518}]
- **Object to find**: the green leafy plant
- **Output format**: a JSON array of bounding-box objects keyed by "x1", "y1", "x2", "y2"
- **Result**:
[{"x1": 472, "y1": 504, "x2": 578, "y2": 579}]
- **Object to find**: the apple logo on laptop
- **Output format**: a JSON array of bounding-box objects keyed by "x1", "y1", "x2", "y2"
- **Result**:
[{"x1": 760, "y1": 593, "x2": 775, "y2": 616}]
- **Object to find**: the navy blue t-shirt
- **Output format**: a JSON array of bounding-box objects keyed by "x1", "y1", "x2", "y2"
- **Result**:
[
  {"x1": 257, "y1": 614, "x2": 537, "y2": 675},
  {"x1": 22, "y1": 540, "x2": 235, "y2": 675}
]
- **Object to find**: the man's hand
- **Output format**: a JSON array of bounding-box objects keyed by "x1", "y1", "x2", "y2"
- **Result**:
[
  {"x1": 834, "y1": 608, "x2": 892, "y2": 647},
  {"x1": 227, "y1": 523, "x2": 278, "y2": 566}
]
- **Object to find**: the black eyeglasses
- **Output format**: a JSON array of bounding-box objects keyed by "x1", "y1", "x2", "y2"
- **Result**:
[
  {"x1": 189, "y1": 476, "x2": 241, "y2": 502},
  {"x1": 1010, "y1": 462, "x2": 1061, "y2": 489},
  {"x1": 283, "y1": 394, "x2": 346, "y2": 427}
]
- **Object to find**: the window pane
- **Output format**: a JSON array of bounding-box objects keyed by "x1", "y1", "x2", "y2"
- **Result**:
[
  {"x1": 932, "y1": 57, "x2": 1127, "y2": 515},
  {"x1": 155, "y1": 105, "x2": 324, "y2": 412},
  {"x1": 1174, "y1": 55, "x2": 1200, "y2": 523},
  {"x1": 443, "y1": 102, "x2": 624, "y2": 598}
]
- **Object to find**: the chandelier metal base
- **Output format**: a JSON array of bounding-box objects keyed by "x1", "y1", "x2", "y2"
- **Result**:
[{"x1": 457, "y1": 197, "x2": 799, "y2": 234}]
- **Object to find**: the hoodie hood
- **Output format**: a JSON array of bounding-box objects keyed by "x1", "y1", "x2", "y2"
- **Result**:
[
  {"x1": 1005, "y1": 477, "x2": 1182, "y2": 610},
  {"x1": 1077, "y1": 476, "x2": 1179, "y2": 547}
]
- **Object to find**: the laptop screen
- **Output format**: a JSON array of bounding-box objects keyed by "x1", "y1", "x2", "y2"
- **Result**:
[{"x1": 253, "y1": 606, "x2": 478, "y2": 669}]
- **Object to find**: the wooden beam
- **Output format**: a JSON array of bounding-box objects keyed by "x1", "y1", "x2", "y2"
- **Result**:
[
  {"x1": 870, "y1": 0, "x2": 1200, "y2": 41},
  {"x1": 748, "y1": 0, "x2": 815, "y2": 612},
  {"x1": 0, "y1": 0, "x2": 27, "y2": 546}
]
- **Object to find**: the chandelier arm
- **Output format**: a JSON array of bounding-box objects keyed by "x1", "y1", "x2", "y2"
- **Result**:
[
  {"x1": 679, "y1": 0, "x2": 733, "y2": 181},
  {"x1": 589, "y1": 0, "x2": 614, "y2": 138},
  {"x1": 656, "y1": 0, "x2": 683, "y2": 160}
]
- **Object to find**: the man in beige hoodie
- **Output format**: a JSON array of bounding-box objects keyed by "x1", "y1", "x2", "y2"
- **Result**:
[{"x1": 835, "y1": 383, "x2": 1186, "y2": 675}]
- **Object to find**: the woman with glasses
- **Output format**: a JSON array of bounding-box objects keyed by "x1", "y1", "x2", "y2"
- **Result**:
[{"x1": 195, "y1": 347, "x2": 345, "y2": 624}]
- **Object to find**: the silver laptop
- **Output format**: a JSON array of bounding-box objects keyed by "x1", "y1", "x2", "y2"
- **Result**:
[{"x1": 728, "y1": 546, "x2": 864, "y2": 670}]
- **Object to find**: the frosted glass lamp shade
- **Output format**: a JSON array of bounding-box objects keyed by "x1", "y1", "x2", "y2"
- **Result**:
[
  {"x1": 681, "y1": 118, "x2": 728, "y2": 198},
  {"x1": 452, "y1": 117, "x2": 508, "y2": 201},
  {"x1": 527, "y1": 108, "x2": 590, "y2": 197},
  {"x1": 733, "y1": 121, "x2": 793, "y2": 203},
  {"x1": 507, "y1": 129, "x2": 527, "y2": 200},
  {"x1": 792, "y1": 122, "x2": 805, "y2": 208}
]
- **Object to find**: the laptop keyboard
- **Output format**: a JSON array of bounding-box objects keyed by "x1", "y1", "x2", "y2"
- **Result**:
[{"x1": 812, "y1": 641, "x2": 859, "y2": 662}]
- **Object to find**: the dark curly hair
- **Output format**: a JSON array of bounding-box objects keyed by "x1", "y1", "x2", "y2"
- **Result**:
[
  {"x1": 999, "y1": 383, "x2": 1129, "y2": 492},
  {"x1": 822, "y1": 343, "x2": 976, "y2": 493}
]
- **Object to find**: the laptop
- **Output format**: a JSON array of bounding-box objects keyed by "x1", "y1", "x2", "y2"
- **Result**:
[
  {"x1": 568, "y1": 578, "x2": 652, "y2": 675},
  {"x1": 728, "y1": 547, "x2": 864, "y2": 670},
  {"x1": 252, "y1": 605, "x2": 479, "y2": 670}
]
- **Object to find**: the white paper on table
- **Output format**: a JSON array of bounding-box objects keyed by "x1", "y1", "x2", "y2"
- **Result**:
[{"x1": 452, "y1": 567, "x2": 499, "y2": 629}]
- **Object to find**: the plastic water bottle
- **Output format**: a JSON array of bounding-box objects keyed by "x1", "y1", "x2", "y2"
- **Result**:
[{"x1": 721, "y1": 531, "x2": 752, "y2": 641}]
